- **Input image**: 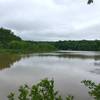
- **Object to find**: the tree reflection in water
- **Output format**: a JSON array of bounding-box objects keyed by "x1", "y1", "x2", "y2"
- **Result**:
[{"x1": 0, "y1": 54, "x2": 21, "y2": 70}]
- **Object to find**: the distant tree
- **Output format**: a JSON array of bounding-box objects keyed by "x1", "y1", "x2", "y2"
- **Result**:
[
  {"x1": 0, "y1": 28, "x2": 21, "y2": 43},
  {"x1": 87, "y1": 0, "x2": 93, "y2": 4}
]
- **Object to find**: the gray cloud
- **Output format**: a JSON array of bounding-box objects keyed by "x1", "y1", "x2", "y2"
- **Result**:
[{"x1": 0, "y1": 0, "x2": 100, "y2": 41}]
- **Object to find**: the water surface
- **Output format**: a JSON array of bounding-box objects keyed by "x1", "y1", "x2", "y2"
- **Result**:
[{"x1": 0, "y1": 51, "x2": 100, "y2": 100}]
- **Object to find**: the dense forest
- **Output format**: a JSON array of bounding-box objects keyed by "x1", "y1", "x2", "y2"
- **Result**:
[
  {"x1": 54, "y1": 40, "x2": 100, "y2": 51},
  {"x1": 0, "y1": 28, "x2": 57, "y2": 53},
  {"x1": 0, "y1": 28, "x2": 100, "y2": 53}
]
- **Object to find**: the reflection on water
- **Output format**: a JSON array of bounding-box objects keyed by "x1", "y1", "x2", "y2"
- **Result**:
[
  {"x1": 94, "y1": 62, "x2": 100, "y2": 66},
  {"x1": 37, "y1": 52, "x2": 100, "y2": 60},
  {"x1": 90, "y1": 68, "x2": 100, "y2": 75},
  {"x1": 0, "y1": 54, "x2": 21, "y2": 70},
  {"x1": 0, "y1": 51, "x2": 100, "y2": 100}
]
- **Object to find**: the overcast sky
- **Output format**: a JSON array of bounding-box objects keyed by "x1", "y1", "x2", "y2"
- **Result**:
[{"x1": 0, "y1": 0, "x2": 100, "y2": 41}]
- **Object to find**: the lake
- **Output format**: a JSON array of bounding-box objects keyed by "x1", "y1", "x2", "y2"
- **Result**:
[{"x1": 0, "y1": 51, "x2": 100, "y2": 100}]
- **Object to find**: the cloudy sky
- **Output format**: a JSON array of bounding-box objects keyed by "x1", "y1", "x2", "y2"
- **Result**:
[{"x1": 0, "y1": 0, "x2": 100, "y2": 41}]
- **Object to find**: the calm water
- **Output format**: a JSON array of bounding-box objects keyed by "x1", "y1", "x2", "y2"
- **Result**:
[{"x1": 0, "y1": 51, "x2": 100, "y2": 100}]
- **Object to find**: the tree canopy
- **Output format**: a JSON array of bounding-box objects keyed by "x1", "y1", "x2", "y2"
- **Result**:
[
  {"x1": 88, "y1": 0, "x2": 93, "y2": 4},
  {"x1": 0, "y1": 28, "x2": 21, "y2": 43}
]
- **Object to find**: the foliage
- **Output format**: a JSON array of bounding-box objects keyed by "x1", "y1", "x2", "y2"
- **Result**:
[
  {"x1": 66, "y1": 95, "x2": 74, "y2": 100},
  {"x1": 8, "y1": 79, "x2": 100, "y2": 100},
  {"x1": 1, "y1": 28, "x2": 100, "y2": 53},
  {"x1": 8, "y1": 79, "x2": 74, "y2": 100},
  {"x1": 87, "y1": 0, "x2": 93, "y2": 4},
  {"x1": 0, "y1": 28, "x2": 57, "y2": 53},
  {"x1": 0, "y1": 28, "x2": 21, "y2": 43},
  {"x1": 54, "y1": 40, "x2": 100, "y2": 51},
  {"x1": 82, "y1": 80, "x2": 100, "y2": 100}
]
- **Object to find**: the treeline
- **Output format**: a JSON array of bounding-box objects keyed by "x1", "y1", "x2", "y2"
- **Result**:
[
  {"x1": 54, "y1": 40, "x2": 100, "y2": 51},
  {"x1": 0, "y1": 27, "x2": 100, "y2": 53},
  {"x1": 0, "y1": 28, "x2": 56, "y2": 53}
]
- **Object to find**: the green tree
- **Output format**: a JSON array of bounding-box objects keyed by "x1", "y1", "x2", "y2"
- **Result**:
[
  {"x1": 0, "y1": 28, "x2": 21, "y2": 43},
  {"x1": 87, "y1": 0, "x2": 93, "y2": 4}
]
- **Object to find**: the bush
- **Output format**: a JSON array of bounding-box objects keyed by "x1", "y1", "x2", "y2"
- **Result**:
[
  {"x1": 8, "y1": 78, "x2": 73, "y2": 100},
  {"x1": 8, "y1": 79, "x2": 100, "y2": 100},
  {"x1": 82, "y1": 80, "x2": 100, "y2": 100}
]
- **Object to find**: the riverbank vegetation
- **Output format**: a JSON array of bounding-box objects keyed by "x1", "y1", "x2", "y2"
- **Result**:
[
  {"x1": 8, "y1": 79, "x2": 100, "y2": 100},
  {"x1": 0, "y1": 27, "x2": 100, "y2": 54},
  {"x1": 82, "y1": 80, "x2": 100, "y2": 100},
  {"x1": 54, "y1": 40, "x2": 100, "y2": 51},
  {"x1": 8, "y1": 78, "x2": 74, "y2": 100},
  {"x1": 0, "y1": 28, "x2": 57, "y2": 54}
]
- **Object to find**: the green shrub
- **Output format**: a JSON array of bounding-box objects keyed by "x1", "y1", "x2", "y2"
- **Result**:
[
  {"x1": 8, "y1": 79, "x2": 100, "y2": 100},
  {"x1": 82, "y1": 80, "x2": 100, "y2": 100},
  {"x1": 8, "y1": 78, "x2": 73, "y2": 100}
]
